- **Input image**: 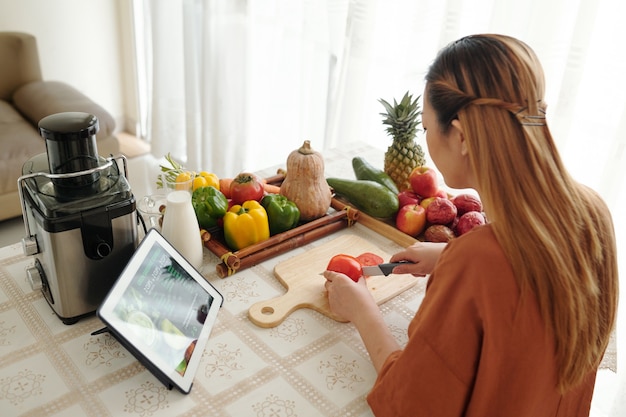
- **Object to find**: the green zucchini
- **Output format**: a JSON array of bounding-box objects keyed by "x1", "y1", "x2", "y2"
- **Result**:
[
  {"x1": 327, "y1": 177, "x2": 399, "y2": 219},
  {"x1": 352, "y1": 156, "x2": 399, "y2": 194}
]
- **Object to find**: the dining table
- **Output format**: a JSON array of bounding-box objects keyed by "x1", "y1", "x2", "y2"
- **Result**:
[
  {"x1": 0, "y1": 142, "x2": 615, "y2": 417},
  {"x1": 0, "y1": 143, "x2": 419, "y2": 417}
]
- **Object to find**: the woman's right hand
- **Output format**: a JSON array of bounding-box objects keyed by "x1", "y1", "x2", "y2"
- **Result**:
[{"x1": 389, "y1": 241, "x2": 446, "y2": 276}]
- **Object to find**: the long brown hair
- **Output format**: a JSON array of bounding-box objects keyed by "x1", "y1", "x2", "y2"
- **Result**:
[{"x1": 425, "y1": 34, "x2": 618, "y2": 392}]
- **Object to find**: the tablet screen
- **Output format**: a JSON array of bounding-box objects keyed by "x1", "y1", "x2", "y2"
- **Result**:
[{"x1": 97, "y1": 229, "x2": 222, "y2": 393}]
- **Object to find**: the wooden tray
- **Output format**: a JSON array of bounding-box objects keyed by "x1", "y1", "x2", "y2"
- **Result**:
[
  {"x1": 248, "y1": 234, "x2": 419, "y2": 327},
  {"x1": 202, "y1": 173, "x2": 418, "y2": 277},
  {"x1": 203, "y1": 203, "x2": 357, "y2": 277}
]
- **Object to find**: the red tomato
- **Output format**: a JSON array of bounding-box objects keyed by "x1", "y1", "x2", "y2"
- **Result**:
[
  {"x1": 326, "y1": 254, "x2": 363, "y2": 282},
  {"x1": 355, "y1": 252, "x2": 384, "y2": 267},
  {"x1": 230, "y1": 172, "x2": 265, "y2": 204}
]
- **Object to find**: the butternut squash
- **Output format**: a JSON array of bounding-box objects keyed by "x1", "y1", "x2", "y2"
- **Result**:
[{"x1": 280, "y1": 140, "x2": 332, "y2": 221}]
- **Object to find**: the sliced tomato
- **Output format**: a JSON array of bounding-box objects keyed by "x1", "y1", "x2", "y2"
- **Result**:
[
  {"x1": 355, "y1": 252, "x2": 384, "y2": 267},
  {"x1": 326, "y1": 254, "x2": 363, "y2": 282}
]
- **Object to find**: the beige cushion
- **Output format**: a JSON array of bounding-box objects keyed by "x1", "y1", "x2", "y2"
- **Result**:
[
  {"x1": 0, "y1": 99, "x2": 46, "y2": 196},
  {"x1": 13, "y1": 81, "x2": 115, "y2": 140},
  {"x1": 0, "y1": 32, "x2": 41, "y2": 101}
]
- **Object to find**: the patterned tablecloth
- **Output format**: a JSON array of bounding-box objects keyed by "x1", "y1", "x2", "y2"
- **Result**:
[
  {"x1": 0, "y1": 142, "x2": 615, "y2": 416},
  {"x1": 0, "y1": 223, "x2": 426, "y2": 417}
]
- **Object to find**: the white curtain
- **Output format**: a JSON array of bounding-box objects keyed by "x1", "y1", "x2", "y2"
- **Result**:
[{"x1": 134, "y1": 0, "x2": 626, "y2": 414}]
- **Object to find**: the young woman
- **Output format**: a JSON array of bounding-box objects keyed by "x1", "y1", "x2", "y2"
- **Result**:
[{"x1": 323, "y1": 34, "x2": 618, "y2": 416}]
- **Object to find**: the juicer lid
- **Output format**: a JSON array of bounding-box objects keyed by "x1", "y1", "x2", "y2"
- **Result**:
[{"x1": 39, "y1": 112, "x2": 99, "y2": 141}]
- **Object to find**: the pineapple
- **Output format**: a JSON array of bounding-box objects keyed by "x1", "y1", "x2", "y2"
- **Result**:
[{"x1": 380, "y1": 91, "x2": 426, "y2": 191}]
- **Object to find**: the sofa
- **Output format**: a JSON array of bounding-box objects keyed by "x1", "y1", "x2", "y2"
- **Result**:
[{"x1": 0, "y1": 31, "x2": 120, "y2": 221}]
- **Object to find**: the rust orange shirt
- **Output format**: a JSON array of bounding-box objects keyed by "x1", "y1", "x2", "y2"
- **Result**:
[{"x1": 367, "y1": 224, "x2": 596, "y2": 417}]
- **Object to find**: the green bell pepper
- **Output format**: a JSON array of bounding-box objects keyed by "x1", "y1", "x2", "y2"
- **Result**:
[
  {"x1": 192, "y1": 186, "x2": 228, "y2": 229},
  {"x1": 261, "y1": 194, "x2": 300, "y2": 235}
]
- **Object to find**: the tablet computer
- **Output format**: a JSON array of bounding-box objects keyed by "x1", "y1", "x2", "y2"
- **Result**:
[{"x1": 96, "y1": 228, "x2": 223, "y2": 394}]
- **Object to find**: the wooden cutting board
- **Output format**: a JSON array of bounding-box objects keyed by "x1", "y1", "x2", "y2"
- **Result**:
[{"x1": 248, "y1": 234, "x2": 419, "y2": 328}]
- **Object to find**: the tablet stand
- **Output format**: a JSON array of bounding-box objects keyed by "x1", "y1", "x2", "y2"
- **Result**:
[{"x1": 90, "y1": 326, "x2": 176, "y2": 391}]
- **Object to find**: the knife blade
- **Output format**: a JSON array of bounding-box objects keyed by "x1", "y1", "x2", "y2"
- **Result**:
[{"x1": 361, "y1": 262, "x2": 411, "y2": 276}]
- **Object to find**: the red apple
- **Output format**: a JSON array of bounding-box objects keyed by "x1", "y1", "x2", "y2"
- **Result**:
[
  {"x1": 420, "y1": 196, "x2": 436, "y2": 210},
  {"x1": 433, "y1": 188, "x2": 448, "y2": 199},
  {"x1": 424, "y1": 224, "x2": 456, "y2": 243},
  {"x1": 426, "y1": 197, "x2": 457, "y2": 225},
  {"x1": 456, "y1": 211, "x2": 486, "y2": 236},
  {"x1": 395, "y1": 204, "x2": 427, "y2": 237},
  {"x1": 449, "y1": 215, "x2": 459, "y2": 232},
  {"x1": 451, "y1": 194, "x2": 483, "y2": 215},
  {"x1": 409, "y1": 166, "x2": 439, "y2": 198},
  {"x1": 398, "y1": 190, "x2": 421, "y2": 207}
]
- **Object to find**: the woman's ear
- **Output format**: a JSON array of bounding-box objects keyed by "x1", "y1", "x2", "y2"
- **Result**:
[{"x1": 450, "y1": 119, "x2": 468, "y2": 156}]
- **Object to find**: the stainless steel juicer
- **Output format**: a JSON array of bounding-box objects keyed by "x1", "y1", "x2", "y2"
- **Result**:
[{"x1": 18, "y1": 112, "x2": 138, "y2": 324}]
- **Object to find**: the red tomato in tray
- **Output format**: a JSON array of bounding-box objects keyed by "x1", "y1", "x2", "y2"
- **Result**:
[
  {"x1": 326, "y1": 254, "x2": 363, "y2": 282},
  {"x1": 355, "y1": 252, "x2": 384, "y2": 267},
  {"x1": 230, "y1": 172, "x2": 265, "y2": 204}
]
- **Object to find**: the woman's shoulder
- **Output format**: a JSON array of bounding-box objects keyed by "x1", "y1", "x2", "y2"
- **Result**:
[
  {"x1": 577, "y1": 184, "x2": 615, "y2": 226},
  {"x1": 441, "y1": 223, "x2": 505, "y2": 264},
  {"x1": 432, "y1": 224, "x2": 517, "y2": 293}
]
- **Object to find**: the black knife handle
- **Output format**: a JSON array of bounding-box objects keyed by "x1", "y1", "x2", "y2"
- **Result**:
[{"x1": 379, "y1": 262, "x2": 410, "y2": 276}]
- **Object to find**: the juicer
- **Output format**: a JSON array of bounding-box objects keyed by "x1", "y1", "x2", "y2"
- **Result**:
[{"x1": 18, "y1": 112, "x2": 138, "y2": 324}]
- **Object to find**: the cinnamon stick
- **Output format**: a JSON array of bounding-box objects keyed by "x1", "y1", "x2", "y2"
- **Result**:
[
  {"x1": 216, "y1": 217, "x2": 348, "y2": 277},
  {"x1": 264, "y1": 171, "x2": 285, "y2": 185},
  {"x1": 235, "y1": 208, "x2": 349, "y2": 259},
  {"x1": 202, "y1": 230, "x2": 241, "y2": 270},
  {"x1": 330, "y1": 197, "x2": 417, "y2": 248}
]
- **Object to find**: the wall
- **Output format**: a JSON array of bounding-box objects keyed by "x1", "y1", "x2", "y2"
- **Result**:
[{"x1": 0, "y1": 0, "x2": 137, "y2": 134}]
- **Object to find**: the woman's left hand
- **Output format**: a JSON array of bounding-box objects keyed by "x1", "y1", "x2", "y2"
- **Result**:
[{"x1": 323, "y1": 270, "x2": 377, "y2": 323}]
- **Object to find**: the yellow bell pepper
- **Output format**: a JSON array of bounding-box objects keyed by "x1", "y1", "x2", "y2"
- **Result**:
[
  {"x1": 223, "y1": 200, "x2": 270, "y2": 250},
  {"x1": 198, "y1": 171, "x2": 220, "y2": 190},
  {"x1": 193, "y1": 171, "x2": 220, "y2": 192}
]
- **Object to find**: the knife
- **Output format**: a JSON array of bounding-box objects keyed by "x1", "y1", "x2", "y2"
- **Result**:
[{"x1": 362, "y1": 262, "x2": 412, "y2": 276}]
